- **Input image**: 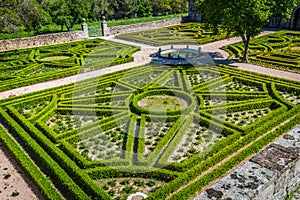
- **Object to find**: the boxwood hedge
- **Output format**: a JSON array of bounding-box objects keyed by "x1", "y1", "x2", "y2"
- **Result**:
[
  {"x1": 0, "y1": 63, "x2": 299, "y2": 199},
  {"x1": 0, "y1": 39, "x2": 140, "y2": 92}
]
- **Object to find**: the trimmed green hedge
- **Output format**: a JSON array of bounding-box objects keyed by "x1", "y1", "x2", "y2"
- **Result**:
[
  {"x1": 0, "y1": 108, "x2": 92, "y2": 199},
  {"x1": 137, "y1": 115, "x2": 184, "y2": 166},
  {"x1": 146, "y1": 106, "x2": 300, "y2": 199},
  {"x1": 166, "y1": 108, "x2": 300, "y2": 200},
  {"x1": 224, "y1": 30, "x2": 300, "y2": 73},
  {"x1": 116, "y1": 23, "x2": 232, "y2": 46},
  {"x1": 5, "y1": 106, "x2": 112, "y2": 200},
  {"x1": 0, "y1": 64, "x2": 299, "y2": 200},
  {"x1": 0, "y1": 39, "x2": 140, "y2": 92},
  {"x1": 86, "y1": 166, "x2": 179, "y2": 181},
  {"x1": 0, "y1": 126, "x2": 62, "y2": 200},
  {"x1": 131, "y1": 89, "x2": 196, "y2": 116}
]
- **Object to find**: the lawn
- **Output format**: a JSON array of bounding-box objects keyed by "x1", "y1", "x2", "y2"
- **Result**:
[{"x1": 0, "y1": 63, "x2": 299, "y2": 200}]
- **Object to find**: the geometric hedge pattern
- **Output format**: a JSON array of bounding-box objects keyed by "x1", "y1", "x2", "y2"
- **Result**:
[
  {"x1": 224, "y1": 30, "x2": 300, "y2": 73},
  {"x1": 0, "y1": 39, "x2": 139, "y2": 92},
  {"x1": 116, "y1": 23, "x2": 231, "y2": 46},
  {"x1": 0, "y1": 64, "x2": 299, "y2": 200}
]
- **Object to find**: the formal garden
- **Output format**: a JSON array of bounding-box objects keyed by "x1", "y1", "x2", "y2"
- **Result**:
[
  {"x1": 116, "y1": 23, "x2": 232, "y2": 46},
  {"x1": 0, "y1": 60, "x2": 299, "y2": 199},
  {"x1": 0, "y1": 39, "x2": 139, "y2": 92},
  {"x1": 1, "y1": 0, "x2": 300, "y2": 198},
  {"x1": 223, "y1": 30, "x2": 300, "y2": 73}
]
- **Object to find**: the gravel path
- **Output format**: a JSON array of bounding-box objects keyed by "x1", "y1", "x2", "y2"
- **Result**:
[
  {"x1": 0, "y1": 30, "x2": 299, "y2": 100},
  {"x1": 0, "y1": 142, "x2": 44, "y2": 200},
  {"x1": 0, "y1": 45, "x2": 157, "y2": 100},
  {"x1": 231, "y1": 62, "x2": 300, "y2": 81},
  {"x1": 0, "y1": 29, "x2": 299, "y2": 200}
]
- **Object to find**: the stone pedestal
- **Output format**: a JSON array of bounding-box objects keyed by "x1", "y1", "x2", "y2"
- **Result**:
[
  {"x1": 81, "y1": 18, "x2": 89, "y2": 39},
  {"x1": 101, "y1": 16, "x2": 109, "y2": 36}
]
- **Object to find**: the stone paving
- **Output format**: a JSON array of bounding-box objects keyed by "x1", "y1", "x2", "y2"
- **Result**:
[
  {"x1": 194, "y1": 125, "x2": 300, "y2": 200},
  {"x1": 231, "y1": 63, "x2": 300, "y2": 82}
]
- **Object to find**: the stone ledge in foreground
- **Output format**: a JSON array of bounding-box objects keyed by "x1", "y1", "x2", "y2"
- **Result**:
[{"x1": 194, "y1": 125, "x2": 300, "y2": 200}]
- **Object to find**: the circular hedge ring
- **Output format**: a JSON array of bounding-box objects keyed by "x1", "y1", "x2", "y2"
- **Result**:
[{"x1": 131, "y1": 89, "x2": 196, "y2": 116}]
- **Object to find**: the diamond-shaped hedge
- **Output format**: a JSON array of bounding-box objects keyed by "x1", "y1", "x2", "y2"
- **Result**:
[{"x1": 0, "y1": 64, "x2": 299, "y2": 200}]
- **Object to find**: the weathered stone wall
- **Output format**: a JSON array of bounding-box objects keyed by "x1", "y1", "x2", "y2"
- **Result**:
[
  {"x1": 194, "y1": 125, "x2": 300, "y2": 200},
  {"x1": 0, "y1": 31, "x2": 87, "y2": 52},
  {"x1": 108, "y1": 17, "x2": 183, "y2": 35}
]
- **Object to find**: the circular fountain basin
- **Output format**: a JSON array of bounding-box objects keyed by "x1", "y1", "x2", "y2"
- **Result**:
[
  {"x1": 151, "y1": 46, "x2": 206, "y2": 65},
  {"x1": 159, "y1": 48, "x2": 200, "y2": 60}
]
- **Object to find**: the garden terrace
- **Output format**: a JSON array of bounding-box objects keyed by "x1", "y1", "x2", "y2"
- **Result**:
[
  {"x1": 223, "y1": 30, "x2": 300, "y2": 73},
  {"x1": 0, "y1": 64, "x2": 299, "y2": 200},
  {"x1": 0, "y1": 39, "x2": 140, "y2": 92},
  {"x1": 116, "y1": 23, "x2": 231, "y2": 46}
]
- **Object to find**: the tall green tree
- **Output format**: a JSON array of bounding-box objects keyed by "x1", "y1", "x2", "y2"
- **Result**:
[
  {"x1": 170, "y1": 0, "x2": 188, "y2": 14},
  {"x1": 0, "y1": 0, "x2": 23, "y2": 33},
  {"x1": 137, "y1": 0, "x2": 153, "y2": 17},
  {"x1": 48, "y1": 0, "x2": 89, "y2": 31},
  {"x1": 0, "y1": 0, "x2": 50, "y2": 33},
  {"x1": 152, "y1": 0, "x2": 187, "y2": 15},
  {"x1": 112, "y1": 0, "x2": 139, "y2": 19},
  {"x1": 197, "y1": 0, "x2": 298, "y2": 62},
  {"x1": 88, "y1": 0, "x2": 115, "y2": 20}
]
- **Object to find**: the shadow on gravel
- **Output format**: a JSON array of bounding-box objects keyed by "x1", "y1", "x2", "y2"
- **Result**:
[{"x1": 214, "y1": 58, "x2": 240, "y2": 66}]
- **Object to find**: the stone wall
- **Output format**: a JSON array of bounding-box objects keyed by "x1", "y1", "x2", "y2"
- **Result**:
[
  {"x1": 0, "y1": 31, "x2": 87, "y2": 52},
  {"x1": 194, "y1": 125, "x2": 300, "y2": 200},
  {"x1": 108, "y1": 17, "x2": 183, "y2": 35}
]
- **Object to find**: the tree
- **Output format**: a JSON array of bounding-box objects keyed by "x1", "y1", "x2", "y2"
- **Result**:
[
  {"x1": 153, "y1": 0, "x2": 172, "y2": 15},
  {"x1": 88, "y1": 0, "x2": 115, "y2": 20},
  {"x1": 0, "y1": 0, "x2": 50, "y2": 33},
  {"x1": 0, "y1": 0, "x2": 23, "y2": 33},
  {"x1": 48, "y1": 0, "x2": 89, "y2": 31},
  {"x1": 137, "y1": 0, "x2": 153, "y2": 17},
  {"x1": 170, "y1": 0, "x2": 188, "y2": 14},
  {"x1": 19, "y1": 0, "x2": 51, "y2": 32},
  {"x1": 197, "y1": 0, "x2": 298, "y2": 62},
  {"x1": 114, "y1": 0, "x2": 139, "y2": 19}
]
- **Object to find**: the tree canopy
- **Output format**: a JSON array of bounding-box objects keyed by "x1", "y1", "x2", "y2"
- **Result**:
[
  {"x1": 48, "y1": 0, "x2": 89, "y2": 31},
  {"x1": 0, "y1": 0, "x2": 51, "y2": 33},
  {"x1": 0, "y1": 0, "x2": 188, "y2": 34},
  {"x1": 197, "y1": 0, "x2": 298, "y2": 62}
]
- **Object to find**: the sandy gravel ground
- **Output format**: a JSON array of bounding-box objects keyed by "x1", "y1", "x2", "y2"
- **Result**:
[
  {"x1": 0, "y1": 30, "x2": 299, "y2": 200},
  {"x1": 1, "y1": 30, "x2": 299, "y2": 100},
  {"x1": 0, "y1": 142, "x2": 44, "y2": 200}
]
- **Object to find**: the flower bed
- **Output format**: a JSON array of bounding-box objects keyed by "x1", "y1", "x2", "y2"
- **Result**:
[{"x1": 0, "y1": 64, "x2": 299, "y2": 200}]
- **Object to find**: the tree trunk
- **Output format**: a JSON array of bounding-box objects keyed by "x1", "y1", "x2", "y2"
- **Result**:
[
  {"x1": 65, "y1": 22, "x2": 74, "y2": 32},
  {"x1": 242, "y1": 34, "x2": 251, "y2": 63},
  {"x1": 243, "y1": 41, "x2": 249, "y2": 63},
  {"x1": 68, "y1": 25, "x2": 73, "y2": 32}
]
